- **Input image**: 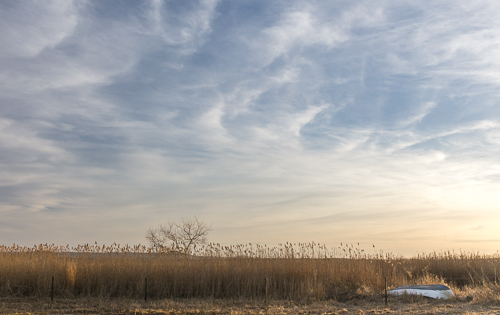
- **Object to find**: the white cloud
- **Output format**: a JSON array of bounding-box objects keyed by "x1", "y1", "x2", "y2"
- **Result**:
[
  {"x1": 379, "y1": 1, "x2": 500, "y2": 89},
  {"x1": 0, "y1": 118, "x2": 71, "y2": 165},
  {"x1": 258, "y1": 6, "x2": 350, "y2": 65},
  {"x1": 149, "y1": 0, "x2": 219, "y2": 53},
  {"x1": 0, "y1": 1, "x2": 78, "y2": 58},
  {"x1": 398, "y1": 102, "x2": 437, "y2": 127},
  {"x1": 0, "y1": 5, "x2": 147, "y2": 95},
  {"x1": 286, "y1": 105, "x2": 327, "y2": 136}
]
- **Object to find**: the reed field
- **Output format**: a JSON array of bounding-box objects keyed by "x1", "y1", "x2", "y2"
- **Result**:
[{"x1": 1, "y1": 242, "x2": 500, "y2": 304}]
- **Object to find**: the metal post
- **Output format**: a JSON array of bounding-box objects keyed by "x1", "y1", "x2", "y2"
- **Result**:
[
  {"x1": 144, "y1": 277, "x2": 148, "y2": 302},
  {"x1": 264, "y1": 278, "x2": 268, "y2": 304},
  {"x1": 51, "y1": 276, "x2": 54, "y2": 301},
  {"x1": 384, "y1": 277, "x2": 388, "y2": 306}
]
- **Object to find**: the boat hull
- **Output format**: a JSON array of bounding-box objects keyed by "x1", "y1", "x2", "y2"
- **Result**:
[{"x1": 388, "y1": 284, "x2": 454, "y2": 299}]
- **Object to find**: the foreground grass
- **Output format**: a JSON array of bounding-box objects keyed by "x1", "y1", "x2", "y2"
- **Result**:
[{"x1": 2, "y1": 296, "x2": 500, "y2": 314}]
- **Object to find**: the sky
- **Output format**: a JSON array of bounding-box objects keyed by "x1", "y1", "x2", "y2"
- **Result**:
[{"x1": 1, "y1": 0, "x2": 500, "y2": 256}]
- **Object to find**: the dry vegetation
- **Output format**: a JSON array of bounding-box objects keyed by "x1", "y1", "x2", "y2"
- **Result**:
[
  {"x1": 3, "y1": 296, "x2": 500, "y2": 314},
  {"x1": 1, "y1": 242, "x2": 500, "y2": 313}
]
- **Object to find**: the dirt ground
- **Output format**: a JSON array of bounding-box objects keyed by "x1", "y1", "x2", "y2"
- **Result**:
[{"x1": 1, "y1": 297, "x2": 500, "y2": 314}]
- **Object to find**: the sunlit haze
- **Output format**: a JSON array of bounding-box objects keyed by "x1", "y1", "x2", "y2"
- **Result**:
[{"x1": 1, "y1": 1, "x2": 500, "y2": 256}]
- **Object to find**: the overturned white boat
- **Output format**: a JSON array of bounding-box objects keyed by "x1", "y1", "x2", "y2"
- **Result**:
[{"x1": 388, "y1": 284, "x2": 454, "y2": 299}]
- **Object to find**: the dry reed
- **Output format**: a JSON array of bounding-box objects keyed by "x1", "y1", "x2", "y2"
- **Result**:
[{"x1": 1, "y1": 243, "x2": 499, "y2": 301}]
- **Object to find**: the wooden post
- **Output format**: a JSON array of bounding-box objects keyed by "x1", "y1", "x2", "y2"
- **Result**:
[
  {"x1": 144, "y1": 277, "x2": 148, "y2": 302},
  {"x1": 384, "y1": 277, "x2": 388, "y2": 306},
  {"x1": 264, "y1": 278, "x2": 268, "y2": 305},
  {"x1": 51, "y1": 276, "x2": 54, "y2": 301}
]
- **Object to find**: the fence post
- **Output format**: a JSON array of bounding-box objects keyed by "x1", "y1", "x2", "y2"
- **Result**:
[
  {"x1": 384, "y1": 277, "x2": 387, "y2": 306},
  {"x1": 51, "y1": 276, "x2": 54, "y2": 301},
  {"x1": 264, "y1": 278, "x2": 268, "y2": 305},
  {"x1": 144, "y1": 277, "x2": 148, "y2": 302}
]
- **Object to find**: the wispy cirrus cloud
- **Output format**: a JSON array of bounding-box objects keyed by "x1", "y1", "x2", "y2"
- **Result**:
[
  {"x1": 0, "y1": 1, "x2": 78, "y2": 58},
  {"x1": 1, "y1": 0, "x2": 500, "y2": 254}
]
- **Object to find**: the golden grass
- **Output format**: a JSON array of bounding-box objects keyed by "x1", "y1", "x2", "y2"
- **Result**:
[
  {"x1": 2, "y1": 297, "x2": 500, "y2": 314},
  {"x1": 1, "y1": 242, "x2": 500, "y2": 302},
  {"x1": 0, "y1": 297, "x2": 492, "y2": 315}
]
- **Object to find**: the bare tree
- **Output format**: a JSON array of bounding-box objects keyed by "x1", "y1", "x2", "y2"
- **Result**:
[{"x1": 145, "y1": 216, "x2": 211, "y2": 254}]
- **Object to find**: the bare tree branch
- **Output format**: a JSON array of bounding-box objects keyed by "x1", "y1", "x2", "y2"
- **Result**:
[{"x1": 145, "y1": 216, "x2": 211, "y2": 255}]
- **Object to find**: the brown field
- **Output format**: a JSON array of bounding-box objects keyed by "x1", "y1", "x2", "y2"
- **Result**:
[
  {"x1": 2, "y1": 296, "x2": 500, "y2": 314},
  {"x1": 2, "y1": 243, "x2": 500, "y2": 314}
]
